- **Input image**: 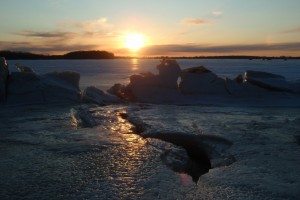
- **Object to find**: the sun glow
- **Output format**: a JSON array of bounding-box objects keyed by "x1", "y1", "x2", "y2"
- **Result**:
[{"x1": 124, "y1": 33, "x2": 145, "y2": 51}]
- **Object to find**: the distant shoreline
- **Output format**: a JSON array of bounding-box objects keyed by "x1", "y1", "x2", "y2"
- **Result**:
[
  {"x1": 1, "y1": 50, "x2": 299, "y2": 60},
  {"x1": 117, "y1": 56, "x2": 300, "y2": 60},
  {"x1": 0, "y1": 50, "x2": 115, "y2": 60}
]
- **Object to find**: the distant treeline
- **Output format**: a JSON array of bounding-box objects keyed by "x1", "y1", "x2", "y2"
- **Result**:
[
  {"x1": 171, "y1": 55, "x2": 300, "y2": 60},
  {"x1": 0, "y1": 50, "x2": 115, "y2": 60}
]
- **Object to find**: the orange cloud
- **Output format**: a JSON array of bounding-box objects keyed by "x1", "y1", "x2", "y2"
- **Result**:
[{"x1": 181, "y1": 18, "x2": 211, "y2": 25}]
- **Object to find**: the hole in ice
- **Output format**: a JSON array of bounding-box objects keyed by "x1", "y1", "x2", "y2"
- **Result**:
[
  {"x1": 144, "y1": 133, "x2": 213, "y2": 183},
  {"x1": 160, "y1": 145, "x2": 210, "y2": 183},
  {"x1": 295, "y1": 135, "x2": 300, "y2": 145}
]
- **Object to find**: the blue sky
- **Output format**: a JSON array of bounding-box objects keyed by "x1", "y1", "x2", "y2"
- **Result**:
[{"x1": 1, "y1": 0, "x2": 300, "y2": 56}]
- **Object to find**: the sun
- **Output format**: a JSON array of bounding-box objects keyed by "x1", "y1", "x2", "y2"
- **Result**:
[{"x1": 124, "y1": 33, "x2": 145, "y2": 51}]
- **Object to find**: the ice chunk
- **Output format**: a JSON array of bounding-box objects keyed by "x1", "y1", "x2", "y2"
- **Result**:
[
  {"x1": 40, "y1": 72, "x2": 81, "y2": 103},
  {"x1": 0, "y1": 57, "x2": 9, "y2": 101},
  {"x1": 45, "y1": 71, "x2": 80, "y2": 90},
  {"x1": 225, "y1": 78, "x2": 273, "y2": 97},
  {"x1": 6, "y1": 71, "x2": 81, "y2": 104},
  {"x1": 289, "y1": 79, "x2": 300, "y2": 94},
  {"x1": 82, "y1": 86, "x2": 119, "y2": 105},
  {"x1": 15, "y1": 63, "x2": 35, "y2": 73},
  {"x1": 70, "y1": 107, "x2": 97, "y2": 128},
  {"x1": 106, "y1": 60, "x2": 300, "y2": 105},
  {"x1": 107, "y1": 83, "x2": 136, "y2": 101},
  {"x1": 156, "y1": 59, "x2": 181, "y2": 89},
  {"x1": 109, "y1": 59, "x2": 182, "y2": 103},
  {"x1": 179, "y1": 66, "x2": 229, "y2": 95},
  {"x1": 243, "y1": 70, "x2": 292, "y2": 92}
]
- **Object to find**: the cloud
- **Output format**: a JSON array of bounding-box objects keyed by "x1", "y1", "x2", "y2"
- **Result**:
[
  {"x1": 139, "y1": 42, "x2": 300, "y2": 55},
  {"x1": 63, "y1": 17, "x2": 114, "y2": 32},
  {"x1": 0, "y1": 41, "x2": 31, "y2": 49},
  {"x1": 55, "y1": 17, "x2": 115, "y2": 39},
  {"x1": 0, "y1": 40, "x2": 98, "y2": 54},
  {"x1": 14, "y1": 18, "x2": 114, "y2": 40},
  {"x1": 16, "y1": 31, "x2": 77, "y2": 38},
  {"x1": 212, "y1": 11, "x2": 223, "y2": 17},
  {"x1": 2, "y1": 40, "x2": 300, "y2": 56},
  {"x1": 6, "y1": 17, "x2": 116, "y2": 54},
  {"x1": 12, "y1": 30, "x2": 80, "y2": 50},
  {"x1": 80, "y1": 18, "x2": 106, "y2": 27},
  {"x1": 280, "y1": 26, "x2": 300, "y2": 34},
  {"x1": 181, "y1": 18, "x2": 211, "y2": 25}
]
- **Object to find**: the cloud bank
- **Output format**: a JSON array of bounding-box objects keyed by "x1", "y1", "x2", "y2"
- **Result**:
[
  {"x1": 16, "y1": 31, "x2": 76, "y2": 38},
  {"x1": 139, "y1": 42, "x2": 300, "y2": 56},
  {"x1": 1, "y1": 15, "x2": 299, "y2": 56},
  {"x1": 2, "y1": 41, "x2": 300, "y2": 56},
  {"x1": 281, "y1": 27, "x2": 300, "y2": 34},
  {"x1": 0, "y1": 40, "x2": 98, "y2": 53},
  {"x1": 0, "y1": 17, "x2": 115, "y2": 54}
]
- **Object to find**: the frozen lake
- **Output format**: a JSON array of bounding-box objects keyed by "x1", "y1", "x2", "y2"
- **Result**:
[
  {"x1": 6, "y1": 58, "x2": 300, "y2": 90},
  {"x1": 1, "y1": 59, "x2": 300, "y2": 199}
]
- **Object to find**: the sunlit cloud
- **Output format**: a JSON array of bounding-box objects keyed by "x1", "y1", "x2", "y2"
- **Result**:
[
  {"x1": 82, "y1": 31, "x2": 116, "y2": 38},
  {"x1": 212, "y1": 11, "x2": 223, "y2": 17},
  {"x1": 181, "y1": 18, "x2": 211, "y2": 25},
  {"x1": 75, "y1": 18, "x2": 114, "y2": 31},
  {"x1": 2, "y1": 17, "x2": 117, "y2": 54},
  {"x1": 57, "y1": 17, "x2": 114, "y2": 37}
]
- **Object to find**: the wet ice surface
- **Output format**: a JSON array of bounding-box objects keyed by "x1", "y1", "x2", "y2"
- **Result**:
[
  {"x1": 131, "y1": 105, "x2": 300, "y2": 199},
  {"x1": 0, "y1": 104, "x2": 193, "y2": 199},
  {"x1": 1, "y1": 103, "x2": 300, "y2": 199}
]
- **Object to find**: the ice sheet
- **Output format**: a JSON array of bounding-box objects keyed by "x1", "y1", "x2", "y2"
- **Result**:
[{"x1": 1, "y1": 103, "x2": 299, "y2": 199}]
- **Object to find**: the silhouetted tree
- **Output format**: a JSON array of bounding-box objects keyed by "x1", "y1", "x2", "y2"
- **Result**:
[{"x1": 62, "y1": 51, "x2": 114, "y2": 59}]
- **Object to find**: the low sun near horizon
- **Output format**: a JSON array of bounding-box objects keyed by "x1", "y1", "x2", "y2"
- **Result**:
[{"x1": 124, "y1": 33, "x2": 145, "y2": 52}]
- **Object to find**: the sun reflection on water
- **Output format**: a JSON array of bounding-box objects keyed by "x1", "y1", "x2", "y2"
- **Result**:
[
  {"x1": 113, "y1": 111, "x2": 148, "y2": 149},
  {"x1": 110, "y1": 110, "x2": 149, "y2": 167},
  {"x1": 106, "y1": 110, "x2": 153, "y2": 198},
  {"x1": 131, "y1": 58, "x2": 139, "y2": 71}
]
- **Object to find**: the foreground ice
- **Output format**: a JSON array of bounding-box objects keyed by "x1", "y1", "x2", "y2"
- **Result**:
[{"x1": 1, "y1": 103, "x2": 300, "y2": 199}]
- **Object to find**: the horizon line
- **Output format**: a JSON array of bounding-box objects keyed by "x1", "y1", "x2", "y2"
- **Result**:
[{"x1": 1, "y1": 50, "x2": 300, "y2": 59}]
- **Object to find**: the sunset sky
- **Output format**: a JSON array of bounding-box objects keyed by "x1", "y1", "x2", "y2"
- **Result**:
[{"x1": 1, "y1": 0, "x2": 300, "y2": 56}]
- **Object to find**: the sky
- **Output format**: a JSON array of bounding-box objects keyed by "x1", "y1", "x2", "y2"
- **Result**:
[{"x1": 1, "y1": 0, "x2": 300, "y2": 56}]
